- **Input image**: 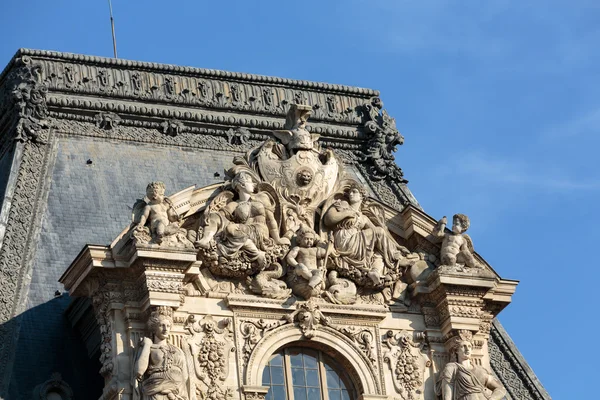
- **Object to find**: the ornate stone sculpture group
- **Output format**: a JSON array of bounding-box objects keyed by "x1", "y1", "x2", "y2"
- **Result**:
[{"x1": 129, "y1": 104, "x2": 483, "y2": 306}]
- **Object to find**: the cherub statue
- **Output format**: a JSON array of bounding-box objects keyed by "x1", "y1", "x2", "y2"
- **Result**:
[
  {"x1": 133, "y1": 182, "x2": 183, "y2": 245},
  {"x1": 431, "y1": 214, "x2": 480, "y2": 269},
  {"x1": 286, "y1": 225, "x2": 327, "y2": 289},
  {"x1": 272, "y1": 104, "x2": 319, "y2": 155},
  {"x1": 435, "y1": 330, "x2": 506, "y2": 400}
]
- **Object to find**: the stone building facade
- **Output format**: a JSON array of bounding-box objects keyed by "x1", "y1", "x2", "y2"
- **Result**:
[{"x1": 0, "y1": 49, "x2": 551, "y2": 400}]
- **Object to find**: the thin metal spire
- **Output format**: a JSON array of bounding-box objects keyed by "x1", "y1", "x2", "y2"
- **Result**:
[{"x1": 107, "y1": 0, "x2": 118, "y2": 58}]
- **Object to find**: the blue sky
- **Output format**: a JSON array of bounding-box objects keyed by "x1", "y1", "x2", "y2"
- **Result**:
[{"x1": 1, "y1": 0, "x2": 597, "y2": 397}]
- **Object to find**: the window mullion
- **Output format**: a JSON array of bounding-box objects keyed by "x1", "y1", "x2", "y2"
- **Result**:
[
  {"x1": 284, "y1": 349, "x2": 295, "y2": 400},
  {"x1": 318, "y1": 351, "x2": 329, "y2": 400}
]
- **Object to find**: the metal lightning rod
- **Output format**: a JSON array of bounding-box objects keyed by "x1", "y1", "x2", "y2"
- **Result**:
[{"x1": 107, "y1": 0, "x2": 118, "y2": 58}]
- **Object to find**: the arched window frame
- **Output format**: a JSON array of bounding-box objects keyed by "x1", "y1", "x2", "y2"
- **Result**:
[{"x1": 262, "y1": 346, "x2": 357, "y2": 400}]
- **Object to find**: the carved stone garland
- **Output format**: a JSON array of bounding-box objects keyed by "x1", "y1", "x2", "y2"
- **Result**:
[{"x1": 382, "y1": 330, "x2": 427, "y2": 400}]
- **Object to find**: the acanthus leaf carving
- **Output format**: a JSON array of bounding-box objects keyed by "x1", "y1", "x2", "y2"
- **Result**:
[
  {"x1": 359, "y1": 97, "x2": 406, "y2": 183},
  {"x1": 285, "y1": 300, "x2": 330, "y2": 339},
  {"x1": 12, "y1": 56, "x2": 50, "y2": 144}
]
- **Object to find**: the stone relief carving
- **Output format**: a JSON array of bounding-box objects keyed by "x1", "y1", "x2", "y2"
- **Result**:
[
  {"x1": 132, "y1": 182, "x2": 194, "y2": 248},
  {"x1": 194, "y1": 164, "x2": 290, "y2": 299},
  {"x1": 435, "y1": 330, "x2": 506, "y2": 400},
  {"x1": 161, "y1": 119, "x2": 186, "y2": 137},
  {"x1": 382, "y1": 330, "x2": 427, "y2": 400},
  {"x1": 431, "y1": 214, "x2": 481, "y2": 271},
  {"x1": 253, "y1": 103, "x2": 341, "y2": 235},
  {"x1": 321, "y1": 180, "x2": 427, "y2": 305},
  {"x1": 239, "y1": 319, "x2": 287, "y2": 366},
  {"x1": 285, "y1": 300, "x2": 331, "y2": 339},
  {"x1": 119, "y1": 104, "x2": 433, "y2": 303},
  {"x1": 12, "y1": 56, "x2": 50, "y2": 144},
  {"x1": 322, "y1": 270, "x2": 357, "y2": 305},
  {"x1": 333, "y1": 326, "x2": 377, "y2": 365},
  {"x1": 133, "y1": 307, "x2": 194, "y2": 400},
  {"x1": 95, "y1": 111, "x2": 122, "y2": 130},
  {"x1": 359, "y1": 97, "x2": 407, "y2": 183},
  {"x1": 226, "y1": 127, "x2": 251, "y2": 145},
  {"x1": 184, "y1": 315, "x2": 235, "y2": 400}
]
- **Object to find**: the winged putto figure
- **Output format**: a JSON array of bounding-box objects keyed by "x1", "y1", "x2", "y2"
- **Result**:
[
  {"x1": 431, "y1": 214, "x2": 480, "y2": 269},
  {"x1": 131, "y1": 182, "x2": 193, "y2": 248}
]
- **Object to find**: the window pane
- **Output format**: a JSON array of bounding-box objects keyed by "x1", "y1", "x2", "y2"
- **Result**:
[
  {"x1": 341, "y1": 389, "x2": 351, "y2": 400},
  {"x1": 270, "y1": 353, "x2": 283, "y2": 366},
  {"x1": 303, "y1": 352, "x2": 318, "y2": 369},
  {"x1": 292, "y1": 367, "x2": 306, "y2": 386},
  {"x1": 272, "y1": 385, "x2": 287, "y2": 400},
  {"x1": 328, "y1": 389, "x2": 341, "y2": 400},
  {"x1": 290, "y1": 352, "x2": 303, "y2": 368},
  {"x1": 326, "y1": 369, "x2": 340, "y2": 389},
  {"x1": 293, "y1": 387, "x2": 307, "y2": 400},
  {"x1": 306, "y1": 368, "x2": 319, "y2": 387},
  {"x1": 262, "y1": 367, "x2": 271, "y2": 385},
  {"x1": 307, "y1": 387, "x2": 321, "y2": 399},
  {"x1": 271, "y1": 366, "x2": 285, "y2": 384}
]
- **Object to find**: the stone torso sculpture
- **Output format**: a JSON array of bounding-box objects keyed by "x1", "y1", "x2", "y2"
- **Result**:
[
  {"x1": 436, "y1": 332, "x2": 506, "y2": 400},
  {"x1": 133, "y1": 310, "x2": 192, "y2": 400}
]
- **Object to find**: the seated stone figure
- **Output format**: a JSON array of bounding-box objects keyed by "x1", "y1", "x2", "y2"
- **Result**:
[
  {"x1": 286, "y1": 225, "x2": 327, "y2": 289},
  {"x1": 133, "y1": 182, "x2": 190, "y2": 247},
  {"x1": 436, "y1": 331, "x2": 506, "y2": 400},
  {"x1": 323, "y1": 182, "x2": 417, "y2": 288},
  {"x1": 196, "y1": 171, "x2": 289, "y2": 277},
  {"x1": 431, "y1": 214, "x2": 480, "y2": 269}
]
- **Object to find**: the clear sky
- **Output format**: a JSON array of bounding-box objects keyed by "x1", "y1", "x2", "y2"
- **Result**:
[{"x1": 1, "y1": 1, "x2": 597, "y2": 397}]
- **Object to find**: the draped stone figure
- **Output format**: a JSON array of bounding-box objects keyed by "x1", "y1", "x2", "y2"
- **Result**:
[
  {"x1": 133, "y1": 309, "x2": 194, "y2": 400},
  {"x1": 322, "y1": 181, "x2": 418, "y2": 289},
  {"x1": 435, "y1": 332, "x2": 506, "y2": 400},
  {"x1": 196, "y1": 170, "x2": 289, "y2": 277}
]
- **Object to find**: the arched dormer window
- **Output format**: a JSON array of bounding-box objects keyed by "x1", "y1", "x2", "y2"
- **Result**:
[{"x1": 262, "y1": 347, "x2": 357, "y2": 400}]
